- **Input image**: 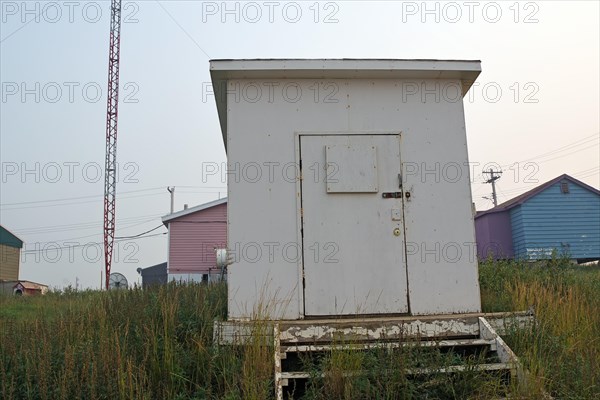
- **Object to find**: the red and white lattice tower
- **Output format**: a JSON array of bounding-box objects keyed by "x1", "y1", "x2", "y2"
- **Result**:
[{"x1": 103, "y1": 0, "x2": 122, "y2": 289}]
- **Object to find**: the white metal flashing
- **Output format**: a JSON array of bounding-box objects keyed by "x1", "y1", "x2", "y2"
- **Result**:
[
  {"x1": 210, "y1": 59, "x2": 481, "y2": 147},
  {"x1": 210, "y1": 58, "x2": 481, "y2": 80}
]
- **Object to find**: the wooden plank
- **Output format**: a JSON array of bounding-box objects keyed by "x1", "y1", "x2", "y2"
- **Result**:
[
  {"x1": 479, "y1": 317, "x2": 525, "y2": 386},
  {"x1": 281, "y1": 338, "x2": 495, "y2": 353},
  {"x1": 485, "y1": 313, "x2": 534, "y2": 336},
  {"x1": 280, "y1": 312, "x2": 484, "y2": 327},
  {"x1": 280, "y1": 363, "x2": 513, "y2": 380},
  {"x1": 274, "y1": 323, "x2": 283, "y2": 400},
  {"x1": 214, "y1": 311, "x2": 534, "y2": 345},
  {"x1": 279, "y1": 317, "x2": 480, "y2": 344}
]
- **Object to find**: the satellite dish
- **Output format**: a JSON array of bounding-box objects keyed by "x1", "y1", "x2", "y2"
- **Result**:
[{"x1": 108, "y1": 272, "x2": 128, "y2": 289}]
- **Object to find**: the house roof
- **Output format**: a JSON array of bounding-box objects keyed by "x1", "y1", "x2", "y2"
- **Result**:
[
  {"x1": 0, "y1": 225, "x2": 23, "y2": 249},
  {"x1": 210, "y1": 59, "x2": 482, "y2": 148},
  {"x1": 162, "y1": 197, "x2": 227, "y2": 226},
  {"x1": 475, "y1": 174, "x2": 600, "y2": 218},
  {"x1": 15, "y1": 280, "x2": 48, "y2": 290},
  {"x1": 138, "y1": 262, "x2": 167, "y2": 275}
]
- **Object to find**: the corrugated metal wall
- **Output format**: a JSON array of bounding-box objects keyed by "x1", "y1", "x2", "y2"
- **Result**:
[
  {"x1": 168, "y1": 203, "x2": 227, "y2": 274},
  {"x1": 511, "y1": 181, "x2": 600, "y2": 260}
]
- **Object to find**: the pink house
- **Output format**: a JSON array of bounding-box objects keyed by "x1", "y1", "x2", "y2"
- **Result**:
[{"x1": 162, "y1": 198, "x2": 227, "y2": 282}]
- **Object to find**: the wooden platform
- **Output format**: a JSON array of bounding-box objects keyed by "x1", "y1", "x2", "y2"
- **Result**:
[{"x1": 214, "y1": 312, "x2": 533, "y2": 399}]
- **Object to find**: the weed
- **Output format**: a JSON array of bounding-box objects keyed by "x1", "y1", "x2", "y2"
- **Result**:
[{"x1": 1, "y1": 260, "x2": 598, "y2": 399}]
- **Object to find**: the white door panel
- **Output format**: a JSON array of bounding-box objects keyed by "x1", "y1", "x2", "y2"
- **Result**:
[{"x1": 301, "y1": 134, "x2": 408, "y2": 316}]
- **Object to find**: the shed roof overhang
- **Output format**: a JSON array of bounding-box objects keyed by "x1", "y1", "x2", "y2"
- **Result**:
[{"x1": 209, "y1": 59, "x2": 482, "y2": 149}]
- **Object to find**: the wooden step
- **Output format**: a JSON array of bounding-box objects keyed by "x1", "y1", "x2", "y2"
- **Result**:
[
  {"x1": 280, "y1": 362, "x2": 514, "y2": 381},
  {"x1": 280, "y1": 338, "x2": 496, "y2": 355},
  {"x1": 274, "y1": 316, "x2": 526, "y2": 400}
]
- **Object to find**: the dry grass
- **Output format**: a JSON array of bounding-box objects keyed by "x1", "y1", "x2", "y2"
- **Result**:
[
  {"x1": 0, "y1": 258, "x2": 598, "y2": 399},
  {"x1": 479, "y1": 258, "x2": 600, "y2": 399}
]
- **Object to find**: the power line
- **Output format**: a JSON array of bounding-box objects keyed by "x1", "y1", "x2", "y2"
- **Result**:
[
  {"x1": 0, "y1": 190, "x2": 225, "y2": 211},
  {"x1": 115, "y1": 225, "x2": 164, "y2": 239},
  {"x1": 0, "y1": 191, "x2": 165, "y2": 211},
  {"x1": 572, "y1": 166, "x2": 600, "y2": 175},
  {"x1": 172, "y1": 221, "x2": 226, "y2": 224},
  {"x1": 501, "y1": 134, "x2": 598, "y2": 167},
  {"x1": 176, "y1": 186, "x2": 227, "y2": 189},
  {"x1": 498, "y1": 185, "x2": 538, "y2": 195},
  {"x1": 530, "y1": 143, "x2": 600, "y2": 166},
  {"x1": 11, "y1": 214, "x2": 163, "y2": 235},
  {"x1": 21, "y1": 232, "x2": 167, "y2": 254},
  {"x1": 471, "y1": 133, "x2": 599, "y2": 183},
  {"x1": 19, "y1": 218, "x2": 163, "y2": 243},
  {"x1": 0, "y1": 187, "x2": 165, "y2": 207},
  {"x1": 1, "y1": 186, "x2": 226, "y2": 207},
  {"x1": 576, "y1": 170, "x2": 600, "y2": 179},
  {"x1": 16, "y1": 219, "x2": 163, "y2": 243}
]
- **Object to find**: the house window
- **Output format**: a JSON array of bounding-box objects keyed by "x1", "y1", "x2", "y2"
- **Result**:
[{"x1": 560, "y1": 181, "x2": 569, "y2": 194}]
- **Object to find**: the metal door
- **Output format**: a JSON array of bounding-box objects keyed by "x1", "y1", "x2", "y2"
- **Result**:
[{"x1": 300, "y1": 134, "x2": 408, "y2": 316}]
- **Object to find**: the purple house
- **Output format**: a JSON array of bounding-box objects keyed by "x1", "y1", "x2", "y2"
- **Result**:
[
  {"x1": 162, "y1": 198, "x2": 227, "y2": 282},
  {"x1": 475, "y1": 174, "x2": 600, "y2": 262}
]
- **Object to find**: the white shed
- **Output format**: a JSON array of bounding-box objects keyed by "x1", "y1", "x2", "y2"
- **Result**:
[{"x1": 210, "y1": 59, "x2": 482, "y2": 320}]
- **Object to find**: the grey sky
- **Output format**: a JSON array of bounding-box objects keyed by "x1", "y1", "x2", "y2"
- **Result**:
[{"x1": 1, "y1": 0, "x2": 598, "y2": 289}]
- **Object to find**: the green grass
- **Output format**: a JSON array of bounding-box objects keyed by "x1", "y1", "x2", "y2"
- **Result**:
[
  {"x1": 296, "y1": 342, "x2": 509, "y2": 399},
  {"x1": 1, "y1": 259, "x2": 598, "y2": 399}
]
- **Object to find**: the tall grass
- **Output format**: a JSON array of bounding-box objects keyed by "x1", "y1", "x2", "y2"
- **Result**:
[
  {"x1": 298, "y1": 340, "x2": 508, "y2": 399},
  {"x1": 0, "y1": 282, "x2": 269, "y2": 400},
  {"x1": 1, "y1": 259, "x2": 598, "y2": 399},
  {"x1": 479, "y1": 258, "x2": 600, "y2": 399}
]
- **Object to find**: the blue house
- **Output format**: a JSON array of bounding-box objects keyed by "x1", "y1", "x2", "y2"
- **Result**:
[{"x1": 475, "y1": 174, "x2": 600, "y2": 262}]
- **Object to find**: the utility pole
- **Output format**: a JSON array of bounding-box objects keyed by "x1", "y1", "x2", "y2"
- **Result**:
[
  {"x1": 167, "y1": 187, "x2": 175, "y2": 213},
  {"x1": 483, "y1": 169, "x2": 502, "y2": 207}
]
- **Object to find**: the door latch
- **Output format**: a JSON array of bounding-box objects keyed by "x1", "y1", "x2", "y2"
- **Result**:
[{"x1": 382, "y1": 192, "x2": 403, "y2": 199}]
